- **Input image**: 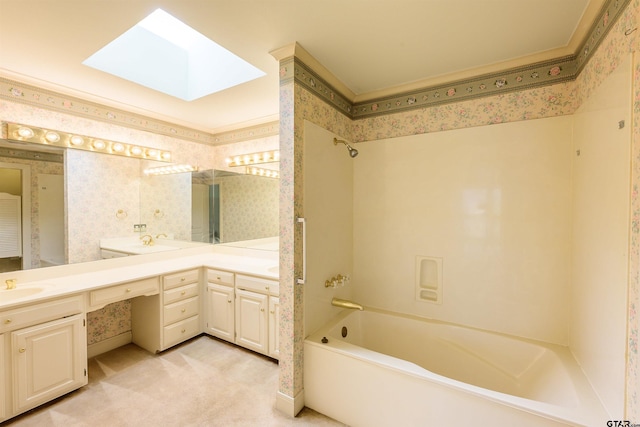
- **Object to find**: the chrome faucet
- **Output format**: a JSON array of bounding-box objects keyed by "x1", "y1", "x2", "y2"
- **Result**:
[
  {"x1": 140, "y1": 234, "x2": 154, "y2": 246},
  {"x1": 5, "y1": 279, "x2": 16, "y2": 290},
  {"x1": 331, "y1": 298, "x2": 364, "y2": 311}
]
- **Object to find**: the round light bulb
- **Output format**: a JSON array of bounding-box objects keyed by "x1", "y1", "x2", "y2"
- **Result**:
[
  {"x1": 70, "y1": 135, "x2": 84, "y2": 146},
  {"x1": 17, "y1": 127, "x2": 34, "y2": 138},
  {"x1": 92, "y1": 139, "x2": 106, "y2": 149},
  {"x1": 44, "y1": 131, "x2": 60, "y2": 143}
]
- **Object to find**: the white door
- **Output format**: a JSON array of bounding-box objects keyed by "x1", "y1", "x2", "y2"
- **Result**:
[
  {"x1": 12, "y1": 314, "x2": 87, "y2": 413},
  {"x1": 206, "y1": 283, "x2": 234, "y2": 341},
  {"x1": 235, "y1": 289, "x2": 268, "y2": 354}
]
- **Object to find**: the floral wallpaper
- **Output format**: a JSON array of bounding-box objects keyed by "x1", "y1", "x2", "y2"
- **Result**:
[
  {"x1": 351, "y1": 81, "x2": 576, "y2": 142},
  {"x1": 66, "y1": 149, "x2": 141, "y2": 263},
  {"x1": 139, "y1": 172, "x2": 192, "y2": 240},
  {"x1": 217, "y1": 174, "x2": 279, "y2": 243},
  {"x1": 86, "y1": 300, "x2": 131, "y2": 346}
]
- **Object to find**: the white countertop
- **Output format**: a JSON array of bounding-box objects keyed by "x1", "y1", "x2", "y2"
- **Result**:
[{"x1": 0, "y1": 245, "x2": 279, "y2": 310}]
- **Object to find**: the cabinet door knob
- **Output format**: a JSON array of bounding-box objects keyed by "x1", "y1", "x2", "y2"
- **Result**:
[
  {"x1": 270, "y1": 310, "x2": 275, "y2": 314},
  {"x1": 260, "y1": 308, "x2": 265, "y2": 312},
  {"x1": 265, "y1": 286, "x2": 269, "y2": 291},
  {"x1": 181, "y1": 291, "x2": 186, "y2": 296},
  {"x1": 126, "y1": 288, "x2": 131, "y2": 293},
  {"x1": 18, "y1": 348, "x2": 26, "y2": 353},
  {"x1": 181, "y1": 308, "x2": 186, "y2": 313},
  {"x1": 181, "y1": 329, "x2": 186, "y2": 333},
  {"x1": 227, "y1": 299, "x2": 232, "y2": 303},
  {"x1": 181, "y1": 277, "x2": 186, "y2": 282},
  {"x1": 216, "y1": 276, "x2": 221, "y2": 281},
  {"x1": 4, "y1": 319, "x2": 11, "y2": 324}
]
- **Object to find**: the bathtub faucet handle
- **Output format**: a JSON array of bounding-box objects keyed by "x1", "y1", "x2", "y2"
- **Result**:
[{"x1": 325, "y1": 274, "x2": 351, "y2": 288}]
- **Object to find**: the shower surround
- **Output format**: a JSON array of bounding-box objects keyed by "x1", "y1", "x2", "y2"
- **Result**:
[{"x1": 281, "y1": 0, "x2": 640, "y2": 420}]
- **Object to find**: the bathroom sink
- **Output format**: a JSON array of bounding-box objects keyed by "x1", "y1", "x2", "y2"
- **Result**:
[{"x1": 0, "y1": 287, "x2": 45, "y2": 302}]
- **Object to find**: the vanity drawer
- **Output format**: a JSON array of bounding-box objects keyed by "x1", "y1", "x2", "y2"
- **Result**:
[
  {"x1": 163, "y1": 282, "x2": 199, "y2": 305},
  {"x1": 236, "y1": 274, "x2": 279, "y2": 296},
  {"x1": 163, "y1": 315, "x2": 199, "y2": 348},
  {"x1": 163, "y1": 296, "x2": 199, "y2": 325},
  {"x1": 207, "y1": 269, "x2": 234, "y2": 286},
  {"x1": 164, "y1": 269, "x2": 200, "y2": 291},
  {"x1": 89, "y1": 277, "x2": 159, "y2": 309},
  {"x1": 0, "y1": 296, "x2": 84, "y2": 333}
]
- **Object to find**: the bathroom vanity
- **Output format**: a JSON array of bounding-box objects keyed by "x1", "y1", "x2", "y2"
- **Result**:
[{"x1": 0, "y1": 244, "x2": 278, "y2": 422}]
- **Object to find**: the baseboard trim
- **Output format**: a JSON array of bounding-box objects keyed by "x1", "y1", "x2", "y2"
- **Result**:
[
  {"x1": 87, "y1": 331, "x2": 132, "y2": 358},
  {"x1": 276, "y1": 389, "x2": 304, "y2": 417}
]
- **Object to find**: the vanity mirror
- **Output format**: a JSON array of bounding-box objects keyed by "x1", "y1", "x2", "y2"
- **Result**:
[{"x1": 0, "y1": 139, "x2": 279, "y2": 274}]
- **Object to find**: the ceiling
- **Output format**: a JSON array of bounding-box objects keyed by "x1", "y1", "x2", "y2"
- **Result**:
[{"x1": 0, "y1": 0, "x2": 602, "y2": 134}]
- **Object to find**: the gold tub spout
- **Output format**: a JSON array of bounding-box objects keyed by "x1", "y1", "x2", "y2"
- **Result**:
[{"x1": 331, "y1": 298, "x2": 364, "y2": 311}]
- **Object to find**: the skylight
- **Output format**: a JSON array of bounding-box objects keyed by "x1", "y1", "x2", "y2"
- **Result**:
[{"x1": 83, "y1": 9, "x2": 265, "y2": 101}]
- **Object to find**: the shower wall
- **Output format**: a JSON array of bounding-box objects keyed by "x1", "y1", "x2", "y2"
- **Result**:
[
  {"x1": 352, "y1": 116, "x2": 574, "y2": 344},
  {"x1": 570, "y1": 56, "x2": 632, "y2": 417},
  {"x1": 303, "y1": 121, "x2": 355, "y2": 336}
]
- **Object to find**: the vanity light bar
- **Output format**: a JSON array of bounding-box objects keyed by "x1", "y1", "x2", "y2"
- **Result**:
[
  {"x1": 3, "y1": 122, "x2": 172, "y2": 162},
  {"x1": 246, "y1": 166, "x2": 279, "y2": 179},
  {"x1": 143, "y1": 164, "x2": 199, "y2": 175},
  {"x1": 225, "y1": 150, "x2": 279, "y2": 167}
]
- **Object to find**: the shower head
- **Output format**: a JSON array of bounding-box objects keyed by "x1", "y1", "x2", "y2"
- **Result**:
[{"x1": 333, "y1": 138, "x2": 358, "y2": 158}]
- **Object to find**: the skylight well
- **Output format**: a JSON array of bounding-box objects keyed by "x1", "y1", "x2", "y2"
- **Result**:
[{"x1": 83, "y1": 9, "x2": 265, "y2": 101}]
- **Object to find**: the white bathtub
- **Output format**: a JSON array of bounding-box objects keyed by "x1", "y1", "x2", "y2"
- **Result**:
[{"x1": 304, "y1": 309, "x2": 608, "y2": 426}]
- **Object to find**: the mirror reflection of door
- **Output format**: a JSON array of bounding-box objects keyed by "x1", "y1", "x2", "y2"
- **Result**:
[
  {"x1": 191, "y1": 183, "x2": 210, "y2": 243},
  {"x1": 212, "y1": 183, "x2": 220, "y2": 243},
  {"x1": 38, "y1": 174, "x2": 64, "y2": 267},
  {"x1": 0, "y1": 163, "x2": 28, "y2": 272}
]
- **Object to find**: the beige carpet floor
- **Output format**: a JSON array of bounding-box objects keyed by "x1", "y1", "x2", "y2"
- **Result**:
[{"x1": 4, "y1": 335, "x2": 345, "y2": 427}]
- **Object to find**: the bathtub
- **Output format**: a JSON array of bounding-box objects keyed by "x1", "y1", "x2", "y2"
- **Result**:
[{"x1": 304, "y1": 309, "x2": 608, "y2": 427}]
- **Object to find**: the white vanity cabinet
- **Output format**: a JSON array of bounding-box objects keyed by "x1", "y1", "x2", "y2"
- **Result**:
[
  {"x1": 205, "y1": 269, "x2": 235, "y2": 341},
  {"x1": 0, "y1": 296, "x2": 86, "y2": 422},
  {"x1": 132, "y1": 269, "x2": 200, "y2": 353},
  {"x1": 235, "y1": 288, "x2": 268, "y2": 354},
  {"x1": 204, "y1": 270, "x2": 279, "y2": 360},
  {"x1": 268, "y1": 296, "x2": 280, "y2": 359},
  {"x1": 235, "y1": 274, "x2": 279, "y2": 359},
  {"x1": 88, "y1": 276, "x2": 159, "y2": 312}
]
